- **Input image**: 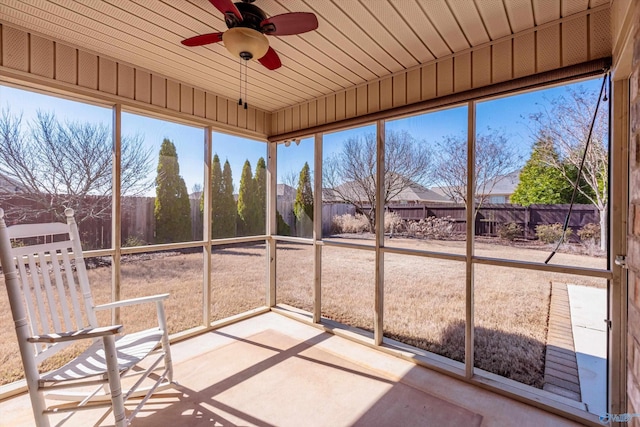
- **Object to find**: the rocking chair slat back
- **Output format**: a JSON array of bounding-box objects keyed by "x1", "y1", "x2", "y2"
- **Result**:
[
  {"x1": 8, "y1": 224, "x2": 98, "y2": 361},
  {"x1": 37, "y1": 250, "x2": 62, "y2": 333},
  {"x1": 59, "y1": 248, "x2": 86, "y2": 330},
  {"x1": 26, "y1": 252, "x2": 51, "y2": 337},
  {"x1": 1, "y1": 207, "x2": 174, "y2": 427},
  {"x1": 49, "y1": 249, "x2": 73, "y2": 332},
  {"x1": 7, "y1": 221, "x2": 70, "y2": 239}
]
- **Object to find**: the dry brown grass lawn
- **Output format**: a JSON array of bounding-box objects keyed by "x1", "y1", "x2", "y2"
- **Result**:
[
  {"x1": 0, "y1": 245, "x2": 266, "y2": 385},
  {"x1": 277, "y1": 238, "x2": 605, "y2": 388},
  {"x1": 0, "y1": 238, "x2": 605, "y2": 389}
]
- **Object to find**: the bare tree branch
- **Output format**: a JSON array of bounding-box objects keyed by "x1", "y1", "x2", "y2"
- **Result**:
[
  {"x1": 434, "y1": 128, "x2": 521, "y2": 213},
  {"x1": 280, "y1": 168, "x2": 300, "y2": 189},
  {"x1": 322, "y1": 130, "x2": 434, "y2": 231},
  {"x1": 527, "y1": 84, "x2": 608, "y2": 249},
  {"x1": 0, "y1": 108, "x2": 153, "y2": 224}
]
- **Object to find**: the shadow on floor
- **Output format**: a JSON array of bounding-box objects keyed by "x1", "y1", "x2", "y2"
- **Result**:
[{"x1": 131, "y1": 329, "x2": 482, "y2": 426}]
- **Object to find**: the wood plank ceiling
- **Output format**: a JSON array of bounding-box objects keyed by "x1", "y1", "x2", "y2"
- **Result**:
[{"x1": 1, "y1": 0, "x2": 608, "y2": 112}]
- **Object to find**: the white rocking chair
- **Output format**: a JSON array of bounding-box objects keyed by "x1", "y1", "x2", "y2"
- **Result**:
[{"x1": 0, "y1": 208, "x2": 174, "y2": 426}]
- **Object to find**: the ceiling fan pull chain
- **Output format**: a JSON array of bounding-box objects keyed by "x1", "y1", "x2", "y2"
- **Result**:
[
  {"x1": 244, "y1": 60, "x2": 248, "y2": 109},
  {"x1": 238, "y1": 57, "x2": 243, "y2": 106}
]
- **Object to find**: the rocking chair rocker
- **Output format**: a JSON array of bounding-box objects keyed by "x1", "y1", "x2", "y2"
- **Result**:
[{"x1": 0, "y1": 208, "x2": 174, "y2": 426}]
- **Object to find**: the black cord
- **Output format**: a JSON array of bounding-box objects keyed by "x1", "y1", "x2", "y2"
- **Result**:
[
  {"x1": 544, "y1": 71, "x2": 609, "y2": 264},
  {"x1": 238, "y1": 58, "x2": 243, "y2": 106},
  {"x1": 244, "y1": 60, "x2": 248, "y2": 110}
]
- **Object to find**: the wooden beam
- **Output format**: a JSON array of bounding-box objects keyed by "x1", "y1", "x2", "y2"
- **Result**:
[
  {"x1": 465, "y1": 101, "x2": 476, "y2": 379},
  {"x1": 374, "y1": 120, "x2": 385, "y2": 346},
  {"x1": 111, "y1": 104, "x2": 122, "y2": 325},
  {"x1": 267, "y1": 141, "x2": 277, "y2": 307},
  {"x1": 313, "y1": 133, "x2": 323, "y2": 323},
  {"x1": 609, "y1": 77, "x2": 629, "y2": 416},
  {"x1": 203, "y1": 127, "x2": 212, "y2": 325}
]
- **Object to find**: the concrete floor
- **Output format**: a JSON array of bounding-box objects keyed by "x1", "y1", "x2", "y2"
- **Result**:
[{"x1": 1, "y1": 312, "x2": 590, "y2": 427}]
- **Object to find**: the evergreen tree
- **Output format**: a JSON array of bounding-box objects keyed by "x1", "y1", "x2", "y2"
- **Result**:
[
  {"x1": 237, "y1": 160, "x2": 254, "y2": 236},
  {"x1": 512, "y1": 139, "x2": 592, "y2": 206},
  {"x1": 253, "y1": 157, "x2": 267, "y2": 235},
  {"x1": 209, "y1": 154, "x2": 224, "y2": 238},
  {"x1": 154, "y1": 139, "x2": 192, "y2": 243},
  {"x1": 293, "y1": 162, "x2": 313, "y2": 237},
  {"x1": 562, "y1": 164, "x2": 596, "y2": 205},
  {"x1": 200, "y1": 155, "x2": 236, "y2": 238},
  {"x1": 511, "y1": 140, "x2": 572, "y2": 206},
  {"x1": 276, "y1": 210, "x2": 291, "y2": 236},
  {"x1": 220, "y1": 160, "x2": 237, "y2": 237}
]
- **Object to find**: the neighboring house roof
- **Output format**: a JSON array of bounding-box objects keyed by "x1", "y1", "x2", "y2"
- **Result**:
[
  {"x1": 323, "y1": 179, "x2": 451, "y2": 204},
  {"x1": 429, "y1": 186, "x2": 454, "y2": 200},
  {"x1": 0, "y1": 174, "x2": 23, "y2": 193},
  {"x1": 390, "y1": 183, "x2": 452, "y2": 203},
  {"x1": 431, "y1": 170, "x2": 521, "y2": 202},
  {"x1": 481, "y1": 170, "x2": 520, "y2": 196}
]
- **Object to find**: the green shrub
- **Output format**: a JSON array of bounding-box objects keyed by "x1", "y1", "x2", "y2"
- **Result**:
[
  {"x1": 535, "y1": 223, "x2": 572, "y2": 244},
  {"x1": 577, "y1": 222, "x2": 600, "y2": 243},
  {"x1": 497, "y1": 222, "x2": 523, "y2": 241}
]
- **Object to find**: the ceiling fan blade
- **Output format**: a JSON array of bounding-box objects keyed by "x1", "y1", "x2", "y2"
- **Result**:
[
  {"x1": 258, "y1": 47, "x2": 282, "y2": 70},
  {"x1": 208, "y1": 0, "x2": 243, "y2": 21},
  {"x1": 181, "y1": 32, "x2": 224, "y2": 47},
  {"x1": 261, "y1": 12, "x2": 318, "y2": 36}
]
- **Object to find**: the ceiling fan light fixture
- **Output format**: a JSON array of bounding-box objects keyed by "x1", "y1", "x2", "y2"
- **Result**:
[
  {"x1": 180, "y1": 0, "x2": 319, "y2": 72},
  {"x1": 222, "y1": 27, "x2": 269, "y2": 60}
]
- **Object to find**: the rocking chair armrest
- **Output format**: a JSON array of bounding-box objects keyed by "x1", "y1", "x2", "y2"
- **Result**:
[
  {"x1": 94, "y1": 293, "x2": 170, "y2": 311},
  {"x1": 27, "y1": 325, "x2": 123, "y2": 343}
]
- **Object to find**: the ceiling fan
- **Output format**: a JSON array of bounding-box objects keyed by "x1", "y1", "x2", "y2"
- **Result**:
[{"x1": 181, "y1": 0, "x2": 319, "y2": 71}]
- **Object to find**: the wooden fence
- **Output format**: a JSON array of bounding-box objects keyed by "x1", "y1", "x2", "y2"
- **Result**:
[
  {"x1": 320, "y1": 203, "x2": 356, "y2": 235},
  {"x1": 276, "y1": 199, "x2": 355, "y2": 236},
  {"x1": 382, "y1": 203, "x2": 600, "y2": 238},
  {"x1": 280, "y1": 202, "x2": 599, "y2": 238},
  {"x1": 0, "y1": 195, "x2": 114, "y2": 249},
  {"x1": 0, "y1": 194, "x2": 600, "y2": 247},
  {"x1": 0, "y1": 195, "x2": 203, "y2": 249}
]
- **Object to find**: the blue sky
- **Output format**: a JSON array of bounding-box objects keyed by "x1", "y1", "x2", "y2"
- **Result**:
[
  {"x1": 0, "y1": 85, "x2": 266, "y2": 195},
  {"x1": 0, "y1": 77, "x2": 603, "y2": 195}
]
